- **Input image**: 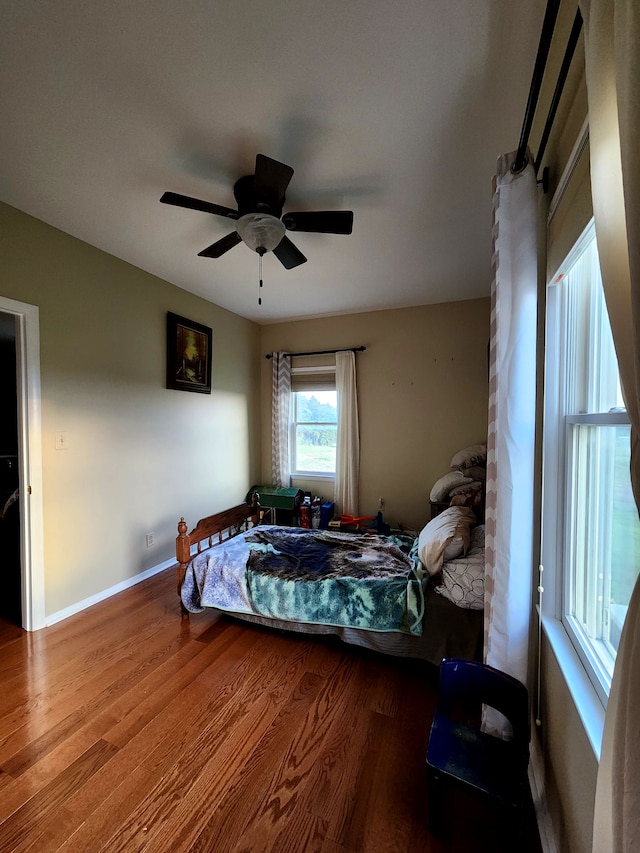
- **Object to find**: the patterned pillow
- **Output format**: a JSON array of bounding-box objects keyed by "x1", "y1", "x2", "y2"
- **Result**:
[{"x1": 435, "y1": 525, "x2": 485, "y2": 609}]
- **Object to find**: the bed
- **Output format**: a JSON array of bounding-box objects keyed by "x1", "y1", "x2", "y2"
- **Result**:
[{"x1": 175, "y1": 500, "x2": 484, "y2": 667}]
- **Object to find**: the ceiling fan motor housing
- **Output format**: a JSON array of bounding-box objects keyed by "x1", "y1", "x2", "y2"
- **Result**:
[{"x1": 233, "y1": 174, "x2": 284, "y2": 218}]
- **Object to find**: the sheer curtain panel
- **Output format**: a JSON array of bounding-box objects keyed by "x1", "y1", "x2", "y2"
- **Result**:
[
  {"x1": 580, "y1": 1, "x2": 640, "y2": 850},
  {"x1": 484, "y1": 150, "x2": 538, "y2": 704},
  {"x1": 335, "y1": 350, "x2": 359, "y2": 517},
  {"x1": 271, "y1": 352, "x2": 291, "y2": 488}
]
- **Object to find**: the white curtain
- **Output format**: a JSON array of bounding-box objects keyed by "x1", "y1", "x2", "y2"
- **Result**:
[
  {"x1": 580, "y1": 2, "x2": 640, "y2": 850},
  {"x1": 335, "y1": 350, "x2": 359, "y2": 517},
  {"x1": 484, "y1": 150, "x2": 538, "y2": 698},
  {"x1": 271, "y1": 352, "x2": 290, "y2": 488}
]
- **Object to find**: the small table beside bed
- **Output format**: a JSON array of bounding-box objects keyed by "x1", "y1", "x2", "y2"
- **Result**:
[{"x1": 175, "y1": 500, "x2": 484, "y2": 668}]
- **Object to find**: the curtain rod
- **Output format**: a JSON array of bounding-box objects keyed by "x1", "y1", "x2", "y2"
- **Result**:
[
  {"x1": 512, "y1": 0, "x2": 561, "y2": 174},
  {"x1": 534, "y1": 8, "x2": 583, "y2": 175},
  {"x1": 265, "y1": 346, "x2": 366, "y2": 360}
]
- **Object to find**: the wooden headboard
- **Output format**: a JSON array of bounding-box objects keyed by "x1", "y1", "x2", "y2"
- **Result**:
[{"x1": 175, "y1": 497, "x2": 271, "y2": 600}]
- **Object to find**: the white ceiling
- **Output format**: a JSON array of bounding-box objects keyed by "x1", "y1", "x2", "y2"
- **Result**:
[{"x1": 0, "y1": 1, "x2": 546, "y2": 324}]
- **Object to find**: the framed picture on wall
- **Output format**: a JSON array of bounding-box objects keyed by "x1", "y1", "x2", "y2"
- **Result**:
[{"x1": 166, "y1": 312, "x2": 212, "y2": 394}]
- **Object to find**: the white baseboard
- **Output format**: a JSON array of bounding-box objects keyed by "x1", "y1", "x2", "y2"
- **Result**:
[
  {"x1": 45, "y1": 557, "x2": 176, "y2": 627},
  {"x1": 529, "y1": 724, "x2": 558, "y2": 853}
]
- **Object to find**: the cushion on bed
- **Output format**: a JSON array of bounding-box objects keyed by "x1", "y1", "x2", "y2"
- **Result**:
[
  {"x1": 450, "y1": 444, "x2": 487, "y2": 470},
  {"x1": 463, "y1": 465, "x2": 487, "y2": 481},
  {"x1": 436, "y1": 525, "x2": 485, "y2": 609},
  {"x1": 417, "y1": 506, "x2": 477, "y2": 576},
  {"x1": 429, "y1": 471, "x2": 472, "y2": 502},
  {"x1": 448, "y1": 480, "x2": 484, "y2": 497}
]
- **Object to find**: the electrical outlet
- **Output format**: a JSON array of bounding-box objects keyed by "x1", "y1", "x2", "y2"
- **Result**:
[
  {"x1": 378, "y1": 497, "x2": 385, "y2": 510},
  {"x1": 145, "y1": 532, "x2": 154, "y2": 548}
]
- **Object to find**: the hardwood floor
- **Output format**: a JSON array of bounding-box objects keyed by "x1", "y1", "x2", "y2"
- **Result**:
[{"x1": 0, "y1": 569, "x2": 542, "y2": 852}]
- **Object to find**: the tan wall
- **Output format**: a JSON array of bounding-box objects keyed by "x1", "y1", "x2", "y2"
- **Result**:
[
  {"x1": 261, "y1": 299, "x2": 490, "y2": 532},
  {"x1": 0, "y1": 201, "x2": 261, "y2": 616},
  {"x1": 541, "y1": 640, "x2": 599, "y2": 853}
]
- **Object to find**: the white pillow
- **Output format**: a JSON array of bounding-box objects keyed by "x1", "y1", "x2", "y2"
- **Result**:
[
  {"x1": 464, "y1": 465, "x2": 487, "y2": 481},
  {"x1": 448, "y1": 479, "x2": 483, "y2": 497},
  {"x1": 450, "y1": 444, "x2": 487, "y2": 470},
  {"x1": 417, "y1": 506, "x2": 477, "y2": 575},
  {"x1": 429, "y1": 471, "x2": 472, "y2": 502}
]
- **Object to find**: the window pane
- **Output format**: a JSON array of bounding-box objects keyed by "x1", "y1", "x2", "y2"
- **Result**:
[
  {"x1": 610, "y1": 428, "x2": 640, "y2": 647},
  {"x1": 562, "y1": 235, "x2": 621, "y2": 415},
  {"x1": 565, "y1": 420, "x2": 639, "y2": 690},
  {"x1": 295, "y1": 391, "x2": 337, "y2": 423},
  {"x1": 291, "y1": 390, "x2": 337, "y2": 474},
  {"x1": 295, "y1": 425, "x2": 337, "y2": 473}
]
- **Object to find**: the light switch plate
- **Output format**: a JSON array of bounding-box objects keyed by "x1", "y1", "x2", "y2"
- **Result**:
[{"x1": 55, "y1": 432, "x2": 69, "y2": 450}]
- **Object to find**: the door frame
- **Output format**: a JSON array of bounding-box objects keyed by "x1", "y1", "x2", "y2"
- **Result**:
[{"x1": 0, "y1": 296, "x2": 45, "y2": 630}]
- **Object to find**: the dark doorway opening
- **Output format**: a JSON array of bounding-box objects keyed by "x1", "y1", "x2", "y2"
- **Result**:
[{"x1": 0, "y1": 312, "x2": 21, "y2": 625}]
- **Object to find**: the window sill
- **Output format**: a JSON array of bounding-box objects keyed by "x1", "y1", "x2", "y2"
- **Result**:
[
  {"x1": 291, "y1": 473, "x2": 335, "y2": 482},
  {"x1": 541, "y1": 611, "x2": 605, "y2": 761}
]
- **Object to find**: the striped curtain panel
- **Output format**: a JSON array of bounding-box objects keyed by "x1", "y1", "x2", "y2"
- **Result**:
[
  {"x1": 484, "y1": 150, "x2": 538, "y2": 703},
  {"x1": 581, "y1": 1, "x2": 640, "y2": 849},
  {"x1": 271, "y1": 352, "x2": 291, "y2": 488}
]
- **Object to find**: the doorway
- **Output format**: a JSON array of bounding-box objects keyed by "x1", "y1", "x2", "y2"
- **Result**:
[
  {"x1": 0, "y1": 297, "x2": 45, "y2": 630},
  {"x1": 0, "y1": 313, "x2": 20, "y2": 623}
]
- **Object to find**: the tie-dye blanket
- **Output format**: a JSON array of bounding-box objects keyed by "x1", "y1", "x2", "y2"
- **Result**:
[
  {"x1": 244, "y1": 527, "x2": 424, "y2": 635},
  {"x1": 180, "y1": 525, "x2": 425, "y2": 635}
]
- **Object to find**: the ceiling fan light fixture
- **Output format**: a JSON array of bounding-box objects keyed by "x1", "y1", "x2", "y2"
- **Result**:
[{"x1": 235, "y1": 212, "x2": 285, "y2": 253}]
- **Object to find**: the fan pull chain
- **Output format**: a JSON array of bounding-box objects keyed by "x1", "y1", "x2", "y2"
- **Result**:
[{"x1": 258, "y1": 251, "x2": 263, "y2": 305}]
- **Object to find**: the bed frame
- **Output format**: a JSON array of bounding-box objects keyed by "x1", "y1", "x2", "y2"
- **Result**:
[
  {"x1": 175, "y1": 496, "x2": 272, "y2": 602},
  {"x1": 175, "y1": 500, "x2": 484, "y2": 665}
]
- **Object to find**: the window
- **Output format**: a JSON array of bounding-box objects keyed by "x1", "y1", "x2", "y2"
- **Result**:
[
  {"x1": 290, "y1": 382, "x2": 337, "y2": 477},
  {"x1": 543, "y1": 221, "x2": 640, "y2": 705}
]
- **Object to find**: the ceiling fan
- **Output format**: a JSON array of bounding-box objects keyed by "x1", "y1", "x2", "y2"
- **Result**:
[{"x1": 160, "y1": 153, "x2": 354, "y2": 270}]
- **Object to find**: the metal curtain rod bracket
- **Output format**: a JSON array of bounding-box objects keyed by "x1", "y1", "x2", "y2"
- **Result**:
[
  {"x1": 537, "y1": 166, "x2": 550, "y2": 194},
  {"x1": 265, "y1": 346, "x2": 366, "y2": 360}
]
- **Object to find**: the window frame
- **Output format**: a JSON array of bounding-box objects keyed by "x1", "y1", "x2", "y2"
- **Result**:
[{"x1": 542, "y1": 218, "x2": 635, "y2": 713}]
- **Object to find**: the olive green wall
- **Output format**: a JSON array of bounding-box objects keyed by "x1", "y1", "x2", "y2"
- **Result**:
[
  {"x1": 0, "y1": 201, "x2": 262, "y2": 617},
  {"x1": 261, "y1": 299, "x2": 490, "y2": 532}
]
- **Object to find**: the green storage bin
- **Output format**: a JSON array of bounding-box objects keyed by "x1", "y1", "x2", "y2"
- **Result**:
[{"x1": 246, "y1": 485, "x2": 304, "y2": 524}]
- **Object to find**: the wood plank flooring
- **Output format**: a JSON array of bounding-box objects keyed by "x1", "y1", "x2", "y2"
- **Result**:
[{"x1": 0, "y1": 568, "x2": 542, "y2": 852}]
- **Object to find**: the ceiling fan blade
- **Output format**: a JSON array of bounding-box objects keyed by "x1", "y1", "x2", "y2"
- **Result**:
[
  {"x1": 282, "y1": 210, "x2": 354, "y2": 234},
  {"x1": 160, "y1": 191, "x2": 238, "y2": 220},
  {"x1": 254, "y1": 154, "x2": 294, "y2": 206},
  {"x1": 273, "y1": 236, "x2": 307, "y2": 269},
  {"x1": 198, "y1": 231, "x2": 242, "y2": 258}
]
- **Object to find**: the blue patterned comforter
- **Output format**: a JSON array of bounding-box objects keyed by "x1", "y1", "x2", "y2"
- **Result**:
[{"x1": 181, "y1": 525, "x2": 425, "y2": 635}]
